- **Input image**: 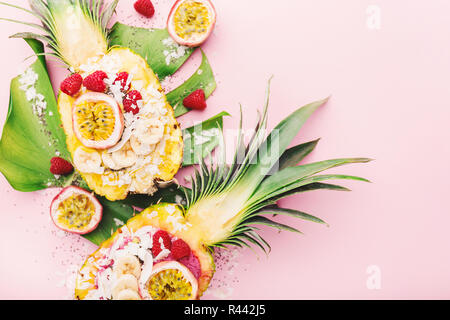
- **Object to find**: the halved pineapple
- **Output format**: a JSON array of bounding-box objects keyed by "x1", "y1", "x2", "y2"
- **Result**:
[
  {"x1": 75, "y1": 203, "x2": 214, "y2": 300},
  {"x1": 59, "y1": 48, "x2": 183, "y2": 201},
  {"x1": 76, "y1": 86, "x2": 371, "y2": 300},
  {"x1": 4, "y1": 0, "x2": 184, "y2": 201}
]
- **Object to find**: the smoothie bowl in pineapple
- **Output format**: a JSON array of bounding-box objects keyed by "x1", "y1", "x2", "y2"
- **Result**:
[
  {"x1": 59, "y1": 48, "x2": 183, "y2": 201},
  {"x1": 76, "y1": 204, "x2": 213, "y2": 300}
]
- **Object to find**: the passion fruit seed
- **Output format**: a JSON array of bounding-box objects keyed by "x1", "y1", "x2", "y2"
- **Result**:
[
  {"x1": 75, "y1": 101, "x2": 116, "y2": 141},
  {"x1": 174, "y1": 1, "x2": 210, "y2": 39},
  {"x1": 148, "y1": 269, "x2": 193, "y2": 300},
  {"x1": 56, "y1": 193, "x2": 95, "y2": 230}
]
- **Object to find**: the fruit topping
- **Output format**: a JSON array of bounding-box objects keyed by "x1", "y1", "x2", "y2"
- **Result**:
[
  {"x1": 171, "y1": 239, "x2": 191, "y2": 260},
  {"x1": 102, "y1": 141, "x2": 137, "y2": 170},
  {"x1": 152, "y1": 230, "x2": 172, "y2": 257},
  {"x1": 123, "y1": 90, "x2": 142, "y2": 115},
  {"x1": 117, "y1": 289, "x2": 141, "y2": 300},
  {"x1": 111, "y1": 274, "x2": 139, "y2": 300},
  {"x1": 60, "y1": 73, "x2": 83, "y2": 96},
  {"x1": 113, "y1": 254, "x2": 142, "y2": 279},
  {"x1": 114, "y1": 72, "x2": 130, "y2": 91},
  {"x1": 183, "y1": 89, "x2": 207, "y2": 110},
  {"x1": 134, "y1": 118, "x2": 164, "y2": 145},
  {"x1": 72, "y1": 92, "x2": 124, "y2": 150},
  {"x1": 83, "y1": 70, "x2": 108, "y2": 92},
  {"x1": 167, "y1": 0, "x2": 216, "y2": 47},
  {"x1": 50, "y1": 157, "x2": 74, "y2": 175},
  {"x1": 134, "y1": 0, "x2": 155, "y2": 18},
  {"x1": 141, "y1": 261, "x2": 198, "y2": 300},
  {"x1": 73, "y1": 147, "x2": 103, "y2": 174},
  {"x1": 50, "y1": 186, "x2": 102, "y2": 234}
]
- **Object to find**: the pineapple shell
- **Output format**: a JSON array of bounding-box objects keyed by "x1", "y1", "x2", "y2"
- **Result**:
[
  {"x1": 75, "y1": 203, "x2": 214, "y2": 300},
  {"x1": 59, "y1": 48, "x2": 183, "y2": 201}
]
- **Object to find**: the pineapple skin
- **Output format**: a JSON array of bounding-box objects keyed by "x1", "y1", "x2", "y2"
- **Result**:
[
  {"x1": 75, "y1": 203, "x2": 215, "y2": 300},
  {"x1": 58, "y1": 48, "x2": 184, "y2": 201}
]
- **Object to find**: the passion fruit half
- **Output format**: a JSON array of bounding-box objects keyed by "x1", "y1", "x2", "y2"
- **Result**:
[
  {"x1": 72, "y1": 92, "x2": 124, "y2": 150},
  {"x1": 140, "y1": 261, "x2": 198, "y2": 300},
  {"x1": 50, "y1": 186, "x2": 103, "y2": 234},
  {"x1": 167, "y1": 0, "x2": 217, "y2": 47}
]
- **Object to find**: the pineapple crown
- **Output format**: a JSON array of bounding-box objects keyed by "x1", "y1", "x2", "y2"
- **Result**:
[
  {"x1": 0, "y1": 0, "x2": 118, "y2": 67},
  {"x1": 182, "y1": 80, "x2": 372, "y2": 252}
]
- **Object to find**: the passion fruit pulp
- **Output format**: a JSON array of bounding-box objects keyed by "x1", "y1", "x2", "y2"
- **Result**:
[
  {"x1": 50, "y1": 186, "x2": 102, "y2": 234},
  {"x1": 167, "y1": 0, "x2": 216, "y2": 47},
  {"x1": 141, "y1": 261, "x2": 198, "y2": 300},
  {"x1": 72, "y1": 92, "x2": 124, "y2": 150}
]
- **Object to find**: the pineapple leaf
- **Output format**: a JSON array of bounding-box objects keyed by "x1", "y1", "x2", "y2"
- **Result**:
[
  {"x1": 0, "y1": 17, "x2": 47, "y2": 33},
  {"x1": 231, "y1": 97, "x2": 329, "y2": 197},
  {"x1": 263, "y1": 182, "x2": 351, "y2": 205},
  {"x1": 256, "y1": 205, "x2": 327, "y2": 225},
  {"x1": 101, "y1": 0, "x2": 118, "y2": 30},
  {"x1": 248, "y1": 158, "x2": 371, "y2": 205},
  {"x1": 0, "y1": 1, "x2": 40, "y2": 19},
  {"x1": 242, "y1": 216, "x2": 303, "y2": 234},
  {"x1": 255, "y1": 174, "x2": 370, "y2": 206},
  {"x1": 278, "y1": 139, "x2": 320, "y2": 170},
  {"x1": 239, "y1": 233, "x2": 269, "y2": 254},
  {"x1": 246, "y1": 230, "x2": 271, "y2": 253}
]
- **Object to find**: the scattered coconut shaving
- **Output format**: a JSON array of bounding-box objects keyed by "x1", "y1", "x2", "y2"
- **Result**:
[
  {"x1": 162, "y1": 37, "x2": 188, "y2": 66},
  {"x1": 204, "y1": 247, "x2": 248, "y2": 299}
]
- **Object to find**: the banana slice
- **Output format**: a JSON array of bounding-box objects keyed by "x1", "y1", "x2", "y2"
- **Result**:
[
  {"x1": 113, "y1": 254, "x2": 141, "y2": 279},
  {"x1": 130, "y1": 135, "x2": 156, "y2": 156},
  {"x1": 130, "y1": 169, "x2": 158, "y2": 194},
  {"x1": 117, "y1": 289, "x2": 141, "y2": 300},
  {"x1": 110, "y1": 142, "x2": 137, "y2": 169},
  {"x1": 101, "y1": 152, "x2": 122, "y2": 171},
  {"x1": 112, "y1": 274, "x2": 139, "y2": 300},
  {"x1": 73, "y1": 147, "x2": 104, "y2": 174},
  {"x1": 135, "y1": 118, "x2": 164, "y2": 145}
]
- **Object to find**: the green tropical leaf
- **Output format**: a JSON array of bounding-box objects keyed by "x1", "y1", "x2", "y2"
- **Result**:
[
  {"x1": 120, "y1": 186, "x2": 187, "y2": 209},
  {"x1": 256, "y1": 174, "x2": 370, "y2": 206},
  {"x1": 109, "y1": 23, "x2": 217, "y2": 117},
  {"x1": 242, "y1": 216, "x2": 302, "y2": 234},
  {"x1": 166, "y1": 50, "x2": 217, "y2": 117},
  {"x1": 0, "y1": 39, "x2": 72, "y2": 191},
  {"x1": 278, "y1": 139, "x2": 320, "y2": 170},
  {"x1": 235, "y1": 98, "x2": 329, "y2": 194},
  {"x1": 257, "y1": 205, "x2": 327, "y2": 225},
  {"x1": 83, "y1": 197, "x2": 136, "y2": 246},
  {"x1": 108, "y1": 22, "x2": 195, "y2": 80},
  {"x1": 250, "y1": 158, "x2": 371, "y2": 203},
  {"x1": 266, "y1": 182, "x2": 351, "y2": 204},
  {"x1": 182, "y1": 111, "x2": 229, "y2": 166}
]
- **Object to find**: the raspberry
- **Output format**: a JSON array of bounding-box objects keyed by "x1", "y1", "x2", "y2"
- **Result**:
[
  {"x1": 127, "y1": 90, "x2": 142, "y2": 101},
  {"x1": 134, "y1": 0, "x2": 155, "y2": 18},
  {"x1": 171, "y1": 239, "x2": 191, "y2": 260},
  {"x1": 83, "y1": 71, "x2": 108, "y2": 92},
  {"x1": 114, "y1": 72, "x2": 130, "y2": 91},
  {"x1": 60, "y1": 74, "x2": 82, "y2": 96},
  {"x1": 152, "y1": 230, "x2": 172, "y2": 257},
  {"x1": 183, "y1": 89, "x2": 207, "y2": 110},
  {"x1": 123, "y1": 90, "x2": 142, "y2": 115},
  {"x1": 50, "y1": 157, "x2": 74, "y2": 175}
]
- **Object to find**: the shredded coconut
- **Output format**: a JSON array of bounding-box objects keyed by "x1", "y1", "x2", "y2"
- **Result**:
[{"x1": 162, "y1": 37, "x2": 188, "y2": 65}]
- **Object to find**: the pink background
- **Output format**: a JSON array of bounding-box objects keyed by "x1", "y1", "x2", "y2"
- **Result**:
[{"x1": 0, "y1": 0, "x2": 449, "y2": 299}]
